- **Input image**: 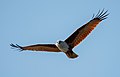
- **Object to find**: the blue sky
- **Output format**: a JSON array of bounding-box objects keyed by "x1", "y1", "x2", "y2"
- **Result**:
[{"x1": 0, "y1": 0, "x2": 120, "y2": 77}]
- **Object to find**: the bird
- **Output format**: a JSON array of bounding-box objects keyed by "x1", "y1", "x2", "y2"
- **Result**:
[{"x1": 10, "y1": 9, "x2": 109, "y2": 59}]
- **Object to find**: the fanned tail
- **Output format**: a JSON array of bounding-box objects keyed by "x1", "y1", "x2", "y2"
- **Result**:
[{"x1": 65, "y1": 50, "x2": 78, "y2": 59}]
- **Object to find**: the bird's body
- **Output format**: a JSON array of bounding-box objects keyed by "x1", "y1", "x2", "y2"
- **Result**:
[
  {"x1": 10, "y1": 9, "x2": 109, "y2": 59},
  {"x1": 55, "y1": 40, "x2": 78, "y2": 58}
]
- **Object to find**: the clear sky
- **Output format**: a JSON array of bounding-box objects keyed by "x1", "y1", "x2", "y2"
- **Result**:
[{"x1": 0, "y1": 0, "x2": 120, "y2": 77}]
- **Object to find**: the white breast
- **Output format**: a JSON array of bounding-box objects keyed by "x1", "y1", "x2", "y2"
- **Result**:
[{"x1": 55, "y1": 41, "x2": 69, "y2": 52}]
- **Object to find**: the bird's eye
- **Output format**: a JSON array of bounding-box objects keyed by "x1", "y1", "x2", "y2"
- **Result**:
[{"x1": 59, "y1": 41, "x2": 62, "y2": 44}]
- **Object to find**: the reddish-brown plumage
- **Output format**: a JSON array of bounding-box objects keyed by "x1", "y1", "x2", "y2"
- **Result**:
[
  {"x1": 10, "y1": 44, "x2": 60, "y2": 52},
  {"x1": 10, "y1": 9, "x2": 109, "y2": 59},
  {"x1": 65, "y1": 10, "x2": 109, "y2": 48}
]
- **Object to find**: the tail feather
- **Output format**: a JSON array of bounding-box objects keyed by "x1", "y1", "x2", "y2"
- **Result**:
[{"x1": 65, "y1": 50, "x2": 78, "y2": 59}]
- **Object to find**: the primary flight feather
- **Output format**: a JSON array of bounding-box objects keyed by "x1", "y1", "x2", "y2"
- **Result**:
[{"x1": 10, "y1": 9, "x2": 109, "y2": 59}]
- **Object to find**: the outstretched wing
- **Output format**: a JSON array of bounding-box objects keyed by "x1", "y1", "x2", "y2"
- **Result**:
[
  {"x1": 65, "y1": 9, "x2": 109, "y2": 48},
  {"x1": 10, "y1": 44, "x2": 61, "y2": 52}
]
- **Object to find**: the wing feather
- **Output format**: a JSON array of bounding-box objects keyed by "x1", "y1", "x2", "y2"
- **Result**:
[
  {"x1": 65, "y1": 9, "x2": 109, "y2": 48},
  {"x1": 10, "y1": 44, "x2": 61, "y2": 52}
]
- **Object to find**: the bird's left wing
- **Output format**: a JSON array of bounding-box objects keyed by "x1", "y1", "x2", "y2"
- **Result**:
[
  {"x1": 65, "y1": 9, "x2": 109, "y2": 48},
  {"x1": 10, "y1": 44, "x2": 61, "y2": 52}
]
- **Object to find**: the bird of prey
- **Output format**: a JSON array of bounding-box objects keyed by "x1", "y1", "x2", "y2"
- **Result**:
[{"x1": 10, "y1": 9, "x2": 109, "y2": 59}]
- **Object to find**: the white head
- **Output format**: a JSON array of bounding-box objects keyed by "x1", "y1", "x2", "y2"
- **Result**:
[{"x1": 55, "y1": 40, "x2": 69, "y2": 52}]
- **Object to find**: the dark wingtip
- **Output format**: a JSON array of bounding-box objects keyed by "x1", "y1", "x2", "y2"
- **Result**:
[
  {"x1": 10, "y1": 43, "x2": 23, "y2": 51},
  {"x1": 92, "y1": 9, "x2": 109, "y2": 20}
]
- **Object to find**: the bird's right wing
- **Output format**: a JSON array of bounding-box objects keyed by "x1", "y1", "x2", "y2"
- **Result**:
[
  {"x1": 10, "y1": 44, "x2": 61, "y2": 52},
  {"x1": 65, "y1": 9, "x2": 109, "y2": 48}
]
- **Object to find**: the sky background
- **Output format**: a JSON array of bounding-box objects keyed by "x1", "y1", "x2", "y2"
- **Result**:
[{"x1": 0, "y1": 0, "x2": 120, "y2": 77}]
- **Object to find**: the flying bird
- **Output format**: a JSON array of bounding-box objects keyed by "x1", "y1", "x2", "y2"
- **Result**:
[{"x1": 10, "y1": 9, "x2": 109, "y2": 59}]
